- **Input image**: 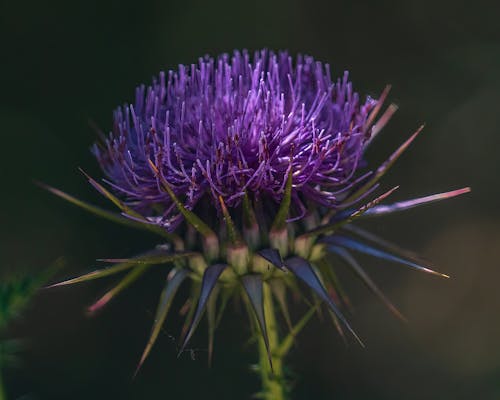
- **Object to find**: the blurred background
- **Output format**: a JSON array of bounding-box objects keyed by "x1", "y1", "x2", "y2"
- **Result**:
[{"x1": 0, "y1": 0, "x2": 499, "y2": 398}]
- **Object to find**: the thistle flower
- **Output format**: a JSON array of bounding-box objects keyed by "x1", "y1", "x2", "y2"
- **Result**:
[{"x1": 44, "y1": 50, "x2": 469, "y2": 399}]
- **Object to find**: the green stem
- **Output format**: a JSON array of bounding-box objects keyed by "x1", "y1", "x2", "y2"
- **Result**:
[{"x1": 258, "y1": 282, "x2": 286, "y2": 400}]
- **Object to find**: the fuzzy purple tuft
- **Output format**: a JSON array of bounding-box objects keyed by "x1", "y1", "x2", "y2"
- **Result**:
[{"x1": 93, "y1": 50, "x2": 378, "y2": 230}]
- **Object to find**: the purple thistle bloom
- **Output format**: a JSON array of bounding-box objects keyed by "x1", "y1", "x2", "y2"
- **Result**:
[
  {"x1": 93, "y1": 50, "x2": 378, "y2": 229},
  {"x1": 45, "y1": 49, "x2": 470, "y2": 399}
]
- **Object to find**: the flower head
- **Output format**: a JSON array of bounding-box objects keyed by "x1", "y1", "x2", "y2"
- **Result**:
[
  {"x1": 45, "y1": 49, "x2": 470, "y2": 382},
  {"x1": 93, "y1": 50, "x2": 377, "y2": 229}
]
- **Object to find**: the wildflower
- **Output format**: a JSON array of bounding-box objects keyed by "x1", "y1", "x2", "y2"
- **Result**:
[{"x1": 44, "y1": 50, "x2": 469, "y2": 399}]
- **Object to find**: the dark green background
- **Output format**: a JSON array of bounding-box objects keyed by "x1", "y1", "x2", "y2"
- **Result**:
[{"x1": 1, "y1": 0, "x2": 499, "y2": 398}]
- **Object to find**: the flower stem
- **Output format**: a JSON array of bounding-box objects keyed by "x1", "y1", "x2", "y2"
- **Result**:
[{"x1": 258, "y1": 282, "x2": 286, "y2": 400}]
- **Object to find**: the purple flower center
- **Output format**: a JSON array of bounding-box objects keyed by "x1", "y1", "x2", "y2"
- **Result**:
[{"x1": 93, "y1": 49, "x2": 378, "y2": 229}]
